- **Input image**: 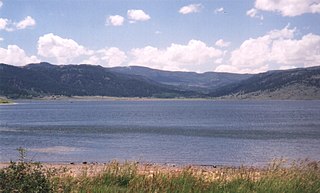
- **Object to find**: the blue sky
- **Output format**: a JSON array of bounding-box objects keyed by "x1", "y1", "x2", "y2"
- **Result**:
[{"x1": 1, "y1": 0, "x2": 320, "y2": 73}]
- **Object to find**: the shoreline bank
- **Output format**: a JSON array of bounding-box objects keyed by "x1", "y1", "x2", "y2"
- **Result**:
[
  {"x1": 0, "y1": 161, "x2": 264, "y2": 178},
  {"x1": 1, "y1": 160, "x2": 319, "y2": 192}
]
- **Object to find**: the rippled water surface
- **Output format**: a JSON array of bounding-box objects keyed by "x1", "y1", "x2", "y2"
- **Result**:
[{"x1": 1, "y1": 100, "x2": 319, "y2": 166}]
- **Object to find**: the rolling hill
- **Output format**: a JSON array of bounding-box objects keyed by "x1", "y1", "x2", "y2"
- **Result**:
[
  {"x1": 209, "y1": 66, "x2": 320, "y2": 99},
  {"x1": 110, "y1": 66, "x2": 251, "y2": 93},
  {"x1": 0, "y1": 63, "x2": 196, "y2": 98},
  {"x1": 1, "y1": 62, "x2": 319, "y2": 99}
]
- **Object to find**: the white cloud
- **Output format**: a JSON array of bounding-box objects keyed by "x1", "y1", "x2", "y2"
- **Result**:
[
  {"x1": 267, "y1": 25, "x2": 295, "y2": 39},
  {"x1": 0, "y1": 18, "x2": 14, "y2": 31},
  {"x1": 215, "y1": 39, "x2": 231, "y2": 47},
  {"x1": 0, "y1": 45, "x2": 40, "y2": 66},
  {"x1": 215, "y1": 65, "x2": 239, "y2": 73},
  {"x1": 0, "y1": 1, "x2": 3, "y2": 9},
  {"x1": 106, "y1": 15, "x2": 124, "y2": 26},
  {"x1": 214, "y1": 7, "x2": 224, "y2": 14},
  {"x1": 246, "y1": 8, "x2": 264, "y2": 20},
  {"x1": 279, "y1": 65, "x2": 297, "y2": 70},
  {"x1": 254, "y1": 0, "x2": 320, "y2": 17},
  {"x1": 0, "y1": 18, "x2": 8, "y2": 30},
  {"x1": 98, "y1": 47, "x2": 127, "y2": 67},
  {"x1": 0, "y1": 16, "x2": 36, "y2": 31},
  {"x1": 216, "y1": 26, "x2": 320, "y2": 73},
  {"x1": 37, "y1": 33, "x2": 91, "y2": 64},
  {"x1": 246, "y1": 8, "x2": 258, "y2": 18},
  {"x1": 82, "y1": 55, "x2": 100, "y2": 65},
  {"x1": 16, "y1": 16, "x2": 36, "y2": 29},
  {"x1": 130, "y1": 40, "x2": 223, "y2": 72},
  {"x1": 270, "y1": 33, "x2": 320, "y2": 67},
  {"x1": 37, "y1": 33, "x2": 127, "y2": 67},
  {"x1": 179, "y1": 4, "x2": 202, "y2": 15},
  {"x1": 82, "y1": 47, "x2": 127, "y2": 67},
  {"x1": 127, "y1": 9, "x2": 150, "y2": 22}
]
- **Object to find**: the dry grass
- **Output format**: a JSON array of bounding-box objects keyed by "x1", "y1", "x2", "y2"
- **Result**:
[
  {"x1": 38, "y1": 159, "x2": 319, "y2": 193},
  {"x1": 1, "y1": 158, "x2": 320, "y2": 193}
]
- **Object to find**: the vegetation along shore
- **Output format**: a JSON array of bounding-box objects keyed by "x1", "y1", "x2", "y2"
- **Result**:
[{"x1": 0, "y1": 98, "x2": 12, "y2": 104}]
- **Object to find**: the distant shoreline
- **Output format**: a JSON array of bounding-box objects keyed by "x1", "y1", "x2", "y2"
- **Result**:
[
  {"x1": 11, "y1": 95, "x2": 214, "y2": 101},
  {"x1": 0, "y1": 98, "x2": 13, "y2": 104},
  {"x1": 0, "y1": 161, "x2": 266, "y2": 178},
  {"x1": 3, "y1": 95, "x2": 320, "y2": 101}
]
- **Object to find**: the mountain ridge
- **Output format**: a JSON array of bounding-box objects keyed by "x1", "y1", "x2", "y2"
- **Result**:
[
  {"x1": 109, "y1": 66, "x2": 251, "y2": 93},
  {"x1": 209, "y1": 66, "x2": 320, "y2": 99},
  {"x1": 1, "y1": 62, "x2": 320, "y2": 99},
  {"x1": 0, "y1": 63, "x2": 197, "y2": 98}
]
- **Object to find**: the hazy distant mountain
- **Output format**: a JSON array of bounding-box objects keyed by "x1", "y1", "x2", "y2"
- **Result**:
[
  {"x1": 110, "y1": 66, "x2": 251, "y2": 93},
  {"x1": 209, "y1": 66, "x2": 320, "y2": 100},
  {"x1": 0, "y1": 63, "x2": 195, "y2": 98}
]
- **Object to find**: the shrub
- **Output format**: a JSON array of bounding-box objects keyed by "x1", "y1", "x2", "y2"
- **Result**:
[{"x1": 0, "y1": 148, "x2": 52, "y2": 193}]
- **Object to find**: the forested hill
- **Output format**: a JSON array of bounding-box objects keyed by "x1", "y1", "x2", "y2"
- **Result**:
[
  {"x1": 209, "y1": 66, "x2": 320, "y2": 100},
  {"x1": 1, "y1": 62, "x2": 320, "y2": 99},
  {"x1": 0, "y1": 63, "x2": 196, "y2": 98},
  {"x1": 109, "y1": 66, "x2": 251, "y2": 93}
]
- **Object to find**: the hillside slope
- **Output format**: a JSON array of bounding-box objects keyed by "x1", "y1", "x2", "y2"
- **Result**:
[
  {"x1": 109, "y1": 66, "x2": 251, "y2": 93},
  {"x1": 1, "y1": 63, "x2": 319, "y2": 99},
  {"x1": 209, "y1": 66, "x2": 320, "y2": 99},
  {"x1": 0, "y1": 63, "x2": 194, "y2": 98}
]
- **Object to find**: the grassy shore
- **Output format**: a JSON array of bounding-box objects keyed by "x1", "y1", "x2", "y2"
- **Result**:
[{"x1": 1, "y1": 159, "x2": 319, "y2": 193}]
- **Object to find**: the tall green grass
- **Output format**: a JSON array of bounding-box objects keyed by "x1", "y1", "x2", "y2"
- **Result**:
[{"x1": 1, "y1": 150, "x2": 319, "y2": 193}]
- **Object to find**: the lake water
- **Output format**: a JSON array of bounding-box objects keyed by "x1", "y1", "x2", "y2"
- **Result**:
[{"x1": 1, "y1": 100, "x2": 320, "y2": 166}]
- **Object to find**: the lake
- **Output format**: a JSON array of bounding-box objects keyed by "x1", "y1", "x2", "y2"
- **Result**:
[{"x1": 1, "y1": 100, "x2": 320, "y2": 166}]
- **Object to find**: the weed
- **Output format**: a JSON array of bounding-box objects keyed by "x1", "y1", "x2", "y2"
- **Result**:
[{"x1": 0, "y1": 148, "x2": 52, "y2": 193}]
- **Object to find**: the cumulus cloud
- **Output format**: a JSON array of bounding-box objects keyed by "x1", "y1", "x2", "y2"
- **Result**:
[
  {"x1": 254, "y1": 0, "x2": 320, "y2": 17},
  {"x1": 270, "y1": 33, "x2": 320, "y2": 67},
  {"x1": 37, "y1": 33, "x2": 127, "y2": 67},
  {"x1": 130, "y1": 40, "x2": 223, "y2": 72},
  {"x1": 215, "y1": 39, "x2": 231, "y2": 47},
  {"x1": 0, "y1": 16, "x2": 36, "y2": 31},
  {"x1": 179, "y1": 4, "x2": 202, "y2": 15},
  {"x1": 0, "y1": 45, "x2": 40, "y2": 66},
  {"x1": 215, "y1": 26, "x2": 320, "y2": 73},
  {"x1": 127, "y1": 9, "x2": 150, "y2": 22},
  {"x1": 37, "y1": 33, "x2": 91, "y2": 64},
  {"x1": 98, "y1": 47, "x2": 127, "y2": 66},
  {"x1": 106, "y1": 15, "x2": 124, "y2": 26},
  {"x1": 82, "y1": 47, "x2": 127, "y2": 67},
  {"x1": 16, "y1": 16, "x2": 36, "y2": 29},
  {"x1": 214, "y1": 7, "x2": 225, "y2": 14}
]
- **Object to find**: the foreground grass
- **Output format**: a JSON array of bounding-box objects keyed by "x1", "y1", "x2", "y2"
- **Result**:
[{"x1": 1, "y1": 159, "x2": 319, "y2": 193}]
